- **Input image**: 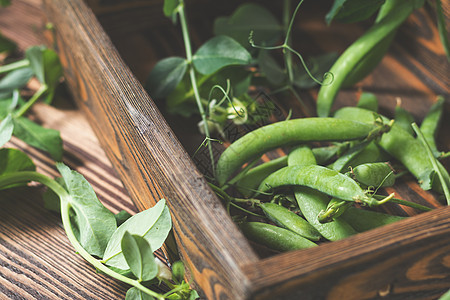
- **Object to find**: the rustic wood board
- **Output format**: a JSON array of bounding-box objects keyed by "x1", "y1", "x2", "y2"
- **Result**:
[
  {"x1": 1, "y1": 0, "x2": 449, "y2": 299},
  {"x1": 0, "y1": 1, "x2": 167, "y2": 298}
]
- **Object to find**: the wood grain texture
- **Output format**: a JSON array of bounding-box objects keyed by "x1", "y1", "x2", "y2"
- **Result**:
[
  {"x1": 42, "y1": 0, "x2": 259, "y2": 299},
  {"x1": 40, "y1": 0, "x2": 450, "y2": 299},
  {"x1": 243, "y1": 206, "x2": 450, "y2": 299}
]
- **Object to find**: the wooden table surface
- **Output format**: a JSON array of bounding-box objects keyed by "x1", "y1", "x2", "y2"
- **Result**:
[
  {"x1": 0, "y1": 0, "x2": 449, "y2": 299},
  {"x1": 0, "y1": 1, "x2": 156, "y2": 299}
]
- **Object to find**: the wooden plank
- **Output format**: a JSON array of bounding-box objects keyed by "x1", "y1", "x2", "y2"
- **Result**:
[
  {"x1": 42, "y1": 0, "x2": 259, "y2": 299},
  {"x1": 243, "y1": 206, "x2": 450, "y2": 299}
]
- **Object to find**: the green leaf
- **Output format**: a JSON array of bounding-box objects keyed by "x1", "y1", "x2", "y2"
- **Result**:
[
  {"x1": 102, "y1": 199, "x2": 172, "y2": 270},
  {"x1": 0, "y1": 114, "x2": 13, "y2": 147},
  {"x1": 25, "y1": 46, "x2": 62, "y2": 102},
  {"x1": 326, "y1": 0, "x2": 385, "y2": 25},
  {"x1": 0, "y1": 90, "x2": 22, "y2": 118},
  {"x1": 42, "y1": 176, "x2": 64, "y2": 213},
  {"x1": 163, "y1": 0, "x2": 179, "y2": 17},
  {"x1": 193, "y1": 36, "x2": 251, "y2": 75},
  {"x1": 0, "y1": 33, "x2": 16, "y2": 53},
  {"x1": 257, "y1": 50, "x2": 286, "y2": 85},
  {"x1": 213, "y1": 3, "x2": 282, "y2": 49},
  {"x1": 0, "y1": 68, "x2": 33, "y2": 94},
  {"x1": 125, "y1": 287, "x2": 155, "y2": 300},
  {"x1": 115, "y1": 210, "x2": 132, "y2": 226},
  {"x1": 0, "y1": 0, "x2": 11, "y2": 7},
  {"x1": 0, "y1": 147, "x2": 36, "y2": 190},
  {"x1": 12, "y1": 116, "x2": 63, "y2": 161},
  {"x1": 121, "y1": 232, "x2": 158, "y2": 281},
  {"x1": 57, "y1": 163, "x2": 118, "y2": 257},
  {"x1": 0, "y1": 147, "x2": 35, "y2": 175},
  {"x1": 146, "y1": 57, "x2": 187, "y2": 99}
]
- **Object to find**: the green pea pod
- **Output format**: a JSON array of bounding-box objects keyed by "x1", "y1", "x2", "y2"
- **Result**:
[
  {"x1": 316, "y1": 0, "x2": 424, "y2": 117},
  {"x1": 258, "y1": 202, "x2": 322, "y2": 241},
  {"x1": 420, "y1": 96, "x2": 444, "y2": 158},
  {"x1": 317, "y1": 198, "x2": 352, "y2": 224},
  {"x1": 259, "y1": 165, "x2": 382, "y2": 206},
  {"x1": 288, "y1": 146, "x2": 357, "y2": 240},
  {"x1": 357, "y1": 92, "x2": 378, "y2": 112},
  {"x1": 394, "y1": 103, "x2": 415, "y2": 135},
  {"x1": 294, "y1": 187, "x2": 357, "y2": 241},
  {"x1": 340, "y1": 206, "x2": 405, "y2": 232},
  {"x1": 238, "y1": 221, "x2": 317, "y2": 252},
  {"x1": 311, "y1": 143, "x2": 349, "y2": 165},
  {"x1": 334, "y1": 106, "x2": 450, "y2": 192},
  {"x1": 216, "y1": 118, "x2": 377, "y2": 186},
  {"x1": 344, "y1": 141, "x2": 390, "y2": 170},
  {"x1": 236, "y1": 156, "x2": 287, "y2": 197},
  {"x1": 287, "y1": 146, "x2": 317, "y2": 166},
  {"x1": 352, "y1": 162, "x2": 395, "y2": 188}
]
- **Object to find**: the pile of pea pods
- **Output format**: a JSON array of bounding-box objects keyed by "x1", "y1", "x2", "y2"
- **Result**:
[{"x1": 212, "y1": 95, "x2": 449, "y2": 252}]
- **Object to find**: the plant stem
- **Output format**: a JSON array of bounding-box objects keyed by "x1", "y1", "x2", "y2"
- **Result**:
[
  {"x1": 0, "y1": 59, "x2": 30, "y2": 74},
  {"x1": 14, "y1": 84, "x2": 48, "y2": 118},
  {"x1": 178, "y1": 0, "x2": 216, "y2": 177},
  {"x1": 0, "y1": 171, "x2": 165, "y2": 300}
]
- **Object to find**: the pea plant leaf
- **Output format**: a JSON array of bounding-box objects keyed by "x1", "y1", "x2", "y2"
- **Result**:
[
  {"x1": 146, "y1": 57, "x2": 187, "y2": 99},
  {"x1": 214, "y1": 3, "x2": 282, "y2": 49},
  {"x1": 115, "y1": 210, "x2": 133, "y2": 226},
  {"x1": 57, "y1": 163, "x2": 118, "y2": 258},
  {"x1": 0, "y1": 147, "x2": 36, "y2": 190},
  {"x1": 163, "y1": 0, "x2": 180, "y2": 18},
  {"x1": 257, "y1": 50, "x2": 286, "y2": 85},
  {"x1": 102, "y1": 199, "x2": 172, "y2": 270},
  {"x1": 121, "y1": 232, "x2": 158, "y2": 282},
  {"x1": 25, "y1": 46, "x2": 63, "y2": 103},
  {"x1": 326, "y1": 0, "x2": 385, "y2": 25},
  {"x1": 0, "y1": 114, "x2": 13, "y2": 147},
  {"x1": 0, "y1": 33, "x2": 15, "y2": 53},
  {"x1": 125, "y1": 287, "x2": 155, "y2": 300},
  {"x1": 193, "y1": 36, "x2": 251, "y2": 75},
  {"x1": 12, "y1": 116, "x2": 63, "y2": 161},
  {"x1": 0, "y1": 148, "x2": 36, "y2": 175},
  {"x1": 0, "y1": 0, "x2": 11, "y2": 7},
  {"x1": 0, "y1": 67, "x2": 33, "y2": 95}
]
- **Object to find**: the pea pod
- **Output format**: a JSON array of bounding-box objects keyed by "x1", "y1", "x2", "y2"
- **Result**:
[
  {"x1": 420, "y1": 96, "x2": 444, "y2": 158},
  {"x1": 352, "y1": 162, "x2": 395, "y2": 188},
  {"x1": 288, "y1": 146, "x2": 317, "y2": 167},
  {"x1": 340, "y1": 207, "x2": 405, "y2": 232},
  {"x1": 238, "y1": 221, "x2": 317, "y2": 252},
  {"x1": 334, "y1": 106, "x2": 450, "y2": 192},
  {"x1": 258, "y1": 202, "x2": 322, "y2": 241},
  {"x1": 259, "y1": 165, "x2": 384, "y2": 207},
  {"x1": 294, "y1": 187, "x2": 357, "y2": 241},
  {"x1": 287, "y1": 146, "x2": 357, "y2": 240},
  {"x1": 357, "y1": 92, "x2": 378, "y2": 112},
  {"x1": 316, "y1": 0, "x2": 424, "y2": 117},
  {"x1": 216, "y1": 118, "x2": 377, "y2": 186},
  {"x1": 236, "y1": 156, "x2": 287, "y2": 197}
]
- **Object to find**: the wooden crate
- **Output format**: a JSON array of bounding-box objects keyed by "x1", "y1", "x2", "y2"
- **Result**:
[{"x1": 42, "y1": 0, "x2": 450, "y2": 299}]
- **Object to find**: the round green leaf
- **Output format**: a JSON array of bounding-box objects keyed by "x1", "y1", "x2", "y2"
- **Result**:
[
  {"x1": 213, "y1": 3, "x2": 282, "y2": 48},
  {"x1": 102, "y1": 199, "x2": 172, "y2": 270},
  {"x1": 146, "y1": 57, "x2": 187, "y2": 99},
  {"x1": 193, "y1": 36, "x2": 251, "y2": 75},
  {"x1": 121, "y1": 232, "x2": 158, "y2": 281}
]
